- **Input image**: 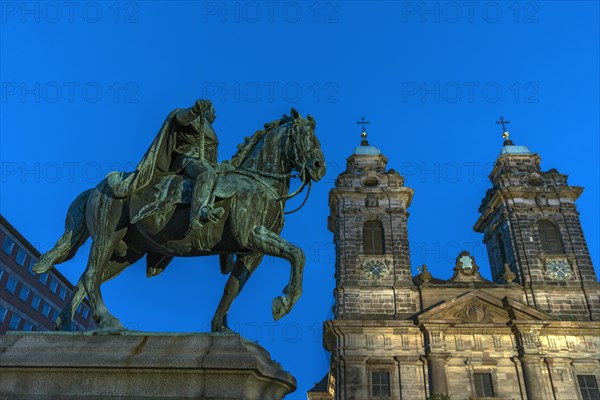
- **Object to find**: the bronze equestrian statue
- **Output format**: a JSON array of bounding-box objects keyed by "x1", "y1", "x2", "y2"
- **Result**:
[{"x1": 33, "y1": 100, "x2": 326, "y2": 333}]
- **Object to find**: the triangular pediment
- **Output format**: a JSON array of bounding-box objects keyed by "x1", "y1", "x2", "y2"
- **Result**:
[{"x1": 416, "y1": 290, "x2": 552, "y2": 324}]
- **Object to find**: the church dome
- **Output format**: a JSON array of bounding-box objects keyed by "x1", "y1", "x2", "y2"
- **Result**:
[
  {"x1": 499, "y1": 139, "x2": 532, "y2": 156},
  {"x1": 353, "y1": 143, "x2": 382, "y2": 156},
  {"x1": 353, "y1": 122, "x2": 381, "y2": 155}
]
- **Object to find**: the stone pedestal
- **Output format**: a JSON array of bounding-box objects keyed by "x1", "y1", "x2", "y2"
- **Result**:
[{"x1": 0, "y1": 331, "x2": 296, "y2": 399}]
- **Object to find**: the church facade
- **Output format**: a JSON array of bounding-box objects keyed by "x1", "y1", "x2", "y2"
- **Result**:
[{"x1": 308, "y1": 127, "x2": 600, "y2": 400}]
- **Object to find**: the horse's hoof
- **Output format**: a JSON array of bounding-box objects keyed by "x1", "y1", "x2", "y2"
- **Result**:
[
  {"x1": 212, "y1": 325, "x2": 233, "y2": 333},
  {"x1": 96, "y1": 317, "x2": 126, "y2": 333},
  {"x1": 54, "y1": 316, "x2": 73, "y2": 331},
  {"x1": 272, "y1": 296, "x2": 287, "y2": 321},
  {"x1": 146, "y1": 267, "x2": 165, "y2": 278},
  {"x1": 32, "y1": 258, "x2": 52, "y2": 274}
]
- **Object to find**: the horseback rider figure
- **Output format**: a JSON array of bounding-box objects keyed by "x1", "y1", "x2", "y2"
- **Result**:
[{"x1": 107, "y1": 99, "x2": 227, "y2": 228}]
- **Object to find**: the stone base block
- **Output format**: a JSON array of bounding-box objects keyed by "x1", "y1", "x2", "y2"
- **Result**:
[{"x1": 0, "y1": 331, "x2": 296, "y2": 399}]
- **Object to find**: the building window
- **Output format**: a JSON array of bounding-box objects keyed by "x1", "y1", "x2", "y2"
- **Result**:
[
  {"x1": 8, "y1": 314, "x2": 21, "y2": 330},
  {"x1": 42, "y1": 303, "x2": 51, "y2": 318},
  {"x1": 31, "y1": 295, "x2": 41, "y2": 310},
  {"x1": 578, "y1": 375, "x2": 600, "y2": 400},
  {"x1": 538, "y1": 220, "x2": 565, "y2": 254},
  {"x1": 27, "y1": 259, "x2": 36, "y2": 276},
  {"x1": 51, "y1": 309, "x2": 59, "y2": 322},
  {"x1": 371, "y1": 371, "x2": 390, "y2": 398},
  {"x1": 50, "y1": 279, "x2": 59, "y2": 293},
  {"x1": 19, "y1": 286, "x2": 30, "y2": 302},
  {"x1": 16, "y1": 248, "x2": 27, "y2": 266},
  {"x1": 2, "y1": 236, "x2": 15, "y2": 255},
  {"x1": 5, "y1": 276, "x2": 18, "y2": 294},
  {"x1": 364, "y1": 220, "x2": 385, "y2": 255},
  {"x1": 82, "y1": 306, "x2": 89, "y2": 319},
  {"x1": 39, "y1": 273, "x2": 49, "y2": 285},
  {"x1": 0, "y1": 306, "x2": 7, "y2": 322},
  {"x1": 23, "y1": 321, "x2": 34, "y2": 331},
  {"x1": 59, "y1": 287, "x2": 68, "y2": 300},
  {"x1": 473, "y1": 373, "x2": 494, "y2": 397}
]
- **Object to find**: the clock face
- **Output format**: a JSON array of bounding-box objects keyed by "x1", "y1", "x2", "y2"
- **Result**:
[
  {"x1": 364, "y1": 260, "x2": 387, "y2": 279},
  {"x1": 546, "y1": 260, "x2": 573, "y2": 281}
]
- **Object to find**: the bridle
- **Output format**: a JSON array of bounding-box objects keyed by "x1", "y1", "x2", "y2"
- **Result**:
[{"x1": 231, "y1": 119, "x2": 315, "y2": 214}]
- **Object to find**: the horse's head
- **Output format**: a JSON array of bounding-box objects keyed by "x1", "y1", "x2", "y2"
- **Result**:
[
  {"x1": 285, "y1": 108, "x2": 326, "y2": 184},
  {"x1": 229, "y1": 108, "x2": 326, "y2": 184}
]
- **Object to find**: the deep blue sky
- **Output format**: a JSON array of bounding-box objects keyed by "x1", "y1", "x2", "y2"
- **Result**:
[{"x1": 1, "y1": 1, "x2": 598, "y2": 397}]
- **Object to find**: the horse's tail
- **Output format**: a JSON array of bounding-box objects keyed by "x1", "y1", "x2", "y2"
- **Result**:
[{"x1": 33, "y1": 189, "x2": 92, "y2": 274}]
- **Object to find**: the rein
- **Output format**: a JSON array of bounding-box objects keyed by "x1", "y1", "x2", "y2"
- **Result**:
[{"x1": 228, "y1": 120, "x2": 314, "y2": 215}]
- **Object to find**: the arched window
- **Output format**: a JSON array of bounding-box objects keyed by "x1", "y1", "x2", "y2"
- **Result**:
[
  {"x1": 538, "y1": 220, "x2": 565, "y2": 254},
  {"x1": 363, "y1": 220, "x2": 385, "y2": 255}
]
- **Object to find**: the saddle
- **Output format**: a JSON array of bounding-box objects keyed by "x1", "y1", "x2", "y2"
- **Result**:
[
  {"x1": 129, "y1": 172, "x2": 238, "y2": 278},
  {"x1": 129, "y1": 175, "x2": 188, "y2": 224},
  {"x1": 129, "y1": 171, "x2": 237, "y2": 225}
]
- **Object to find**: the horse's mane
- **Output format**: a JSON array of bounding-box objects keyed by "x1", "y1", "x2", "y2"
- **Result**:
[{"x1": 228, "y1": 114, "x2": 294, "y2": 167}]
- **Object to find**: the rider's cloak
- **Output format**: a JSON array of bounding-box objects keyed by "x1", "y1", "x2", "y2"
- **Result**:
[{"x1": 107, "y1": 109, "x2": 181, "y2": 198}]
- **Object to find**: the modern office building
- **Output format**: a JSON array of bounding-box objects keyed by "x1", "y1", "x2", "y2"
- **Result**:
[{"x1": 0, "y1": 214, "x2": 96, "y2": 332}]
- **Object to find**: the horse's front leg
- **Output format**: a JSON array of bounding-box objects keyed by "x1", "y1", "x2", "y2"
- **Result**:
[
  {"x1": 212, "y1": 253, "x2": 263, "y2": 332},
  {"x1": 249, "y1": 226, "x2": 305, "y2": 321}
]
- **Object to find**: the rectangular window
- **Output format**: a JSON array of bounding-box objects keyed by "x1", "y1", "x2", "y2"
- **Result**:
[
  {"x1": 82, "y1": 306, "x2": 89, "y2": 319},
  {"x1": 23, "y1": 321, "x2": 34, "y2": 331},
  {"x1": 371, "y1": 371, "x2": 390, "y2": 398},
  {"x1": 5, "y1": 276, "x2": 18, "y2": 294},
  {"x1": 39, "y1": 273, "x2": 49, "y2": 285},
  {"x1": 474, "y1": 373, "x2": 495, "y2": 397},
  {"x1": 51, "y1": 309, "x2": 59, "y2": 322},
  {"x1": 16, "y1": 248, "x2": 27, "y2": 266},
  {"x1": 42, "y1": 303, "x2": 51, "y2": 318},
  {"x1": 76, "y1": 304, "x2": 82, "y2": 314},
  {"x1": 0, "y1": 306, "x2": 7, "y2": 322},
  {"x1": 8, "y1": 314, "x2": 21, "y2": 330},
  {"x1": 50, "y1": 279, "x2": 59, "y2": 293},
  {"x1": 0, "y1": 269, "x2": 4, "y2": 282},
  {"x1": 2, "y1": 236, "x2": 15, "y2": 255},
  {"x1": 27, "y1": 259, "x2": 36, "y2": 276},
  {"x1": 578, "y1": 375, "x2": 600, "y2": 400},
  {"x1": 59, "y1": 287, "x2": 68, "y2": 300},
  {"x1": 31, "y1": 295, "x2": 41, "y2": 310},
  {"x1": 19, "y1": 286, "x2": 30, "y2": 302}
]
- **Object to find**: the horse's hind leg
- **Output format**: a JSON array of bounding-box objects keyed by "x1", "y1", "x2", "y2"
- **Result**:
[
  {"x1": 80, "y1": 186, "x2": 130, "y2": 331},
  {"x1": 55, "y1": 280, "x2": 86, "y2": 331},
  {"x1": 34, "y1": 189, "x2": 92, "y2": 274},
  {"x1": 56, "y1": 251, "x2": 143, "y2": 331},
  {"x1": 212, "y1": 253, "x2": 263, "y2": 332}
]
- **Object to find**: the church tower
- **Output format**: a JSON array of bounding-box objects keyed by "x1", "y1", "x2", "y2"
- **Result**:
[
  {"x1": 311, "y1": 117, "x2": 600, "y2": 400},
  {"x1": 321, "y1": 120, "x2": 426, "y2": 400},
  {"x1": 474, "y1": 118, "x2": 600, "y2": 321},
  {"x1": 327, "y1": 119, "x2": 416, "y2": 319}
]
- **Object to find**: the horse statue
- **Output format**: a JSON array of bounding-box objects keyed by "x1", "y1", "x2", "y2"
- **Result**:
[{"x1": 33, "y1": 108, "x2": 325, "y2": 333}]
